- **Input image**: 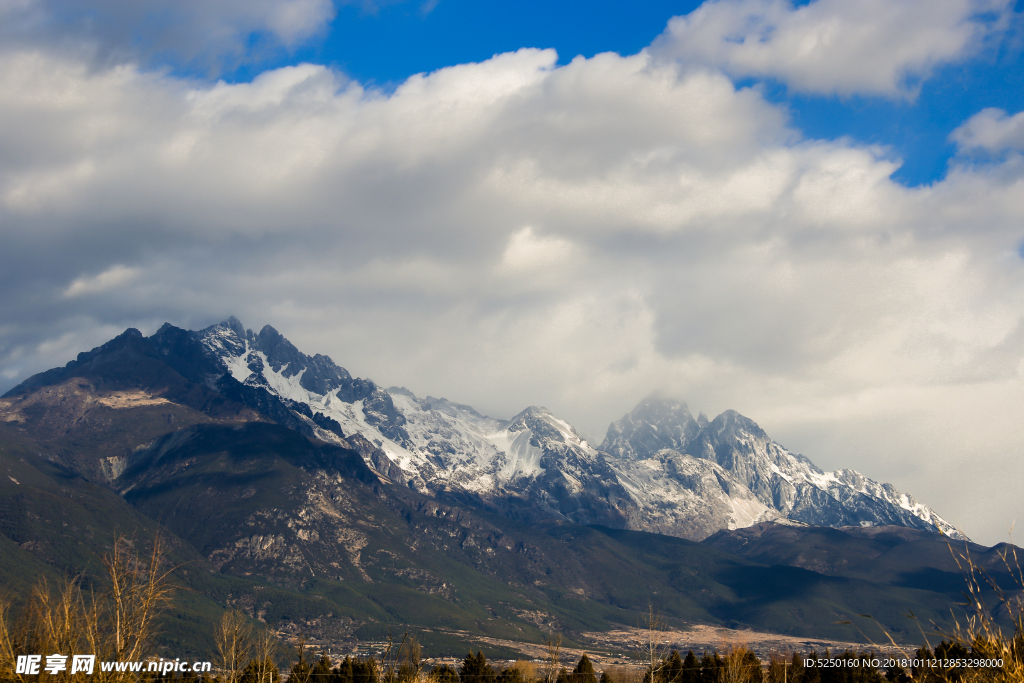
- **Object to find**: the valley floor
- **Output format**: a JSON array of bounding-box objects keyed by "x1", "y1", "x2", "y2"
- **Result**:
[
  {"x1": 578, "y1": 625, "x2": 903, "y2": 661},
  {"x1": 345, "y1": 624, "x2": 904, "y2": 669}
]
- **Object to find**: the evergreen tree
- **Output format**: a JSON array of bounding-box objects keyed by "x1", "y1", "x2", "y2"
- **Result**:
[
  {"x1": 882, "y1": 665, "x2": 910, "y2": 683},
  {"x1": 429, "y1": 664, "x2": 461, "y2": 683},
  {"x1": 799, "y1": 653, "x2": 820, "y2": 683},
  {"x1": 498, "y1": 667, "x2": 526, "y2": 683},
  {"x1": 766, "y1": 656, "x2": 786, "y2": 683},
  {"x1": 935, "y1": 640, "x2": 969, "y2": 682},
  {"x1": 740, "y1": 649, "x2": 763, "y2": 683},
  {"x1": 289, "y1": 653, "x2": 312, "y2": 683},
  {"x1": 680, "y1": 652, "x2": 699, "y2": 683},
  {"x1": 788, "y1": 653, "x2": 806, "y2": 683},
  {"x1": 334, "y1": 657, "x2": 357, "y2": 683},
  {"x1": 460, "y1": 652, "x2": 496, "y2": 683},
  {"x1": 571, "y1": 655, "x2": 598, "y2": 683},
  {"x1": 820, "y1": 650, "x2": 851, "y2": 683},
  {"x1": 599, "y1": 672, "x2": 614, "y2": 683},
  {"x1": 240, "y1": 658, "x2": 280, "y2": 683},
  {"x1": 910, "y1": 647, "x2": 934, "y2": 683},
  {"x1": 353, "y1": 658, "x2": 380, "y2": 683},
  {"x1": 851, "y1": 651, "x2": 884, "y2": 683},
  {"x1": 708, "y1": 653, "x2": 726, "y2": 683},
  {"x1": 311, "y1": 656, "x2": 333, "y2": 682},
  {"x1": 660, "y1": 651, "x2": 683, "y2": 683}
]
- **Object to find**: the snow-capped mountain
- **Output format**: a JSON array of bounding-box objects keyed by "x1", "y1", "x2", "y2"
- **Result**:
[
  {"x1": 601, "y1": 397, "x2": 962, "y2": 539},
  {"x1": 194, "y1": 318, "x2": 964, "y2": 541}
]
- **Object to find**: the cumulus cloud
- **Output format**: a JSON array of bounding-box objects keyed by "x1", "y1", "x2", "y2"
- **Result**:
[
  {"x1": 2, "y1": 8, "x2": 1024, "y2": 542},
  {"x1": 650, "y1": 0, "x2": 1012, "y2": 97},
  {"x1": 951, "y1": 107, "x2": 1024, "y2": 154}
]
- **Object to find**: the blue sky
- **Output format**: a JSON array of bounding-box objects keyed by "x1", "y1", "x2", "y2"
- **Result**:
[{"x1": 3, "y1": 0, "x2": 1024, "y2": 542}]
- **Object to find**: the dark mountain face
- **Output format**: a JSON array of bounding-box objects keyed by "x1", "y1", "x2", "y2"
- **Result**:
[
  {"x1": 0, "y1": 325, "x2": 268, "y2": 483},
  {"x1": 7, "y1": 382, "x2": 967, "y2": 646},
  {"x1": 250, "y1": 324, "x2": 360, "y2": 398},
  {"x1": 197, "y1": 319, "x2": 409, "y2": 445},
  {"x1": 702, "y1": 522, "x2": 1019, "y2": 619},
  {"x1": 4, "y1": 325, "x2": 221, "y2": 402},
  {"x1": 1, "y1": 319, "x2": 993, "y2": 654}
]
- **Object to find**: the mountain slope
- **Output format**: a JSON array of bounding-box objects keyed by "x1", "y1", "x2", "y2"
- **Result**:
[
  {"x1": 702, "y1": 522, "x2": 1020, "y2": 629},
  {"x1": 4, "y1": 318, "x2": 963, "y2": 545},
  {"x1": 0, "y1": 325, "x2": 996, "y2": 650},
  {"x1": 192, "y1": 318, "x2": 961, "y2": 541},
  {"x1": 99, "y1": 420, "x2": 992, "y2": 643}
]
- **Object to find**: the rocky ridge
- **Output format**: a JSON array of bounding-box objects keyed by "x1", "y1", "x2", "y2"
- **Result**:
[{"x1": 191, "y1": 318, "x2": 964, "y2": 541}]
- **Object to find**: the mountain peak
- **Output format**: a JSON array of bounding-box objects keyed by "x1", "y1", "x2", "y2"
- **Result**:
[
  {"x1": 512, "y1": 405, "x2": 553, "y2": 418},
  {"x1": 257, "y1": 323, "x2": 281, "y2": 338},
  {"x1": 197, "y1": 318, "x2": 248, "y2": 359},
  {"x1": 223, "y1": 316, "x2": 246, "y2": 338},
  {"x1": 601, "y1": 394, "x2": 699, "y2": 459},
  {"x1": 503, "y1": 406, "x2": 587, "y2": 449},
  {"x1": 707, "y1": 409, "x2": 768, "y2": 441},
  {"x1": 506, "y1": 405, "x2": 558, "y2": 431},
  {"x1": 8, "y1": 319, "x2": 967, "y2": 543}
]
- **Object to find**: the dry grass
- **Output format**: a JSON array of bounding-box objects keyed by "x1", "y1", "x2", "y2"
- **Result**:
[
  {"x1": 935, "y1": 540, "x2": 1024, "y2": 681},
  {"x1": 844, "y1": 535, "x2": 1024, "y2": 682}
]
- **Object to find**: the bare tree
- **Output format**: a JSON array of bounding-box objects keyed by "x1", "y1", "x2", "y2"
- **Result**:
[
  {"x1": 398, "y1": 634, "x2": 422, "y2": 683},
  {"x1": 602, "y1": 666, "x2": 644, "y2": 683},
  {"x1": 252, "y1": 626, "x2": 280, "y2": 683},
  {"x1": 216, "y1": 609, "x2": 255, "y2": 683},
  {"x1": 637, "y1": 603, "x2": 668, "y2": 683},
  {"x1": 288, "y1": 635, "x2": 314, "y2": 683},
  {"x1": 0, "y1": 533, "x2": 179, "y2": 683},
  {"x1": 102, "y1": 535, "x2": 179, "y2": 665},
  {"x1": 380, "y1": 628, "x2": 410, "y2": 683},
  {"x1": 544, "y1": 633, "x2": 562, "y2": 683},
  {"x1": 0, "y1": 576, "x2": 91, "y2": 683},
  {"x1": 507, "y1": 660, "x2": 539, "y2": 683}
]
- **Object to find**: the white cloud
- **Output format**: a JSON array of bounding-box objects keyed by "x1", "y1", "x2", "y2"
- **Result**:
[
  {"x1": 651, "y1": 0, "x2": 1012, "y2": 97},
  {"x1": 263, "y1": 0, "x2": 337, "y2": 45},
  {"x1": 63, "y1": 265, "x2": 141, "y2": 298},
  {"x1": 1, "y1": 40, "x2": 1024, "y2": 543},
  {"x1": 500, "y1": 227, "x2": 579, "y2": 272},
  {"x1": 951, "y1": 107, "x2": 1024, "y2": 154}
]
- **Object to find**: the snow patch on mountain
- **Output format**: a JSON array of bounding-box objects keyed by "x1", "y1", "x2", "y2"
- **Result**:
[{"x1": 194, "y1": 318, "x2": 965, "y2": 542}]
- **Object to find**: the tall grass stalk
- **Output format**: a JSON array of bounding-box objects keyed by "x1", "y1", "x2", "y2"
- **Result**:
[{"x1": 935, "y1": 539, "x2": 1024, "y2": 681}]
